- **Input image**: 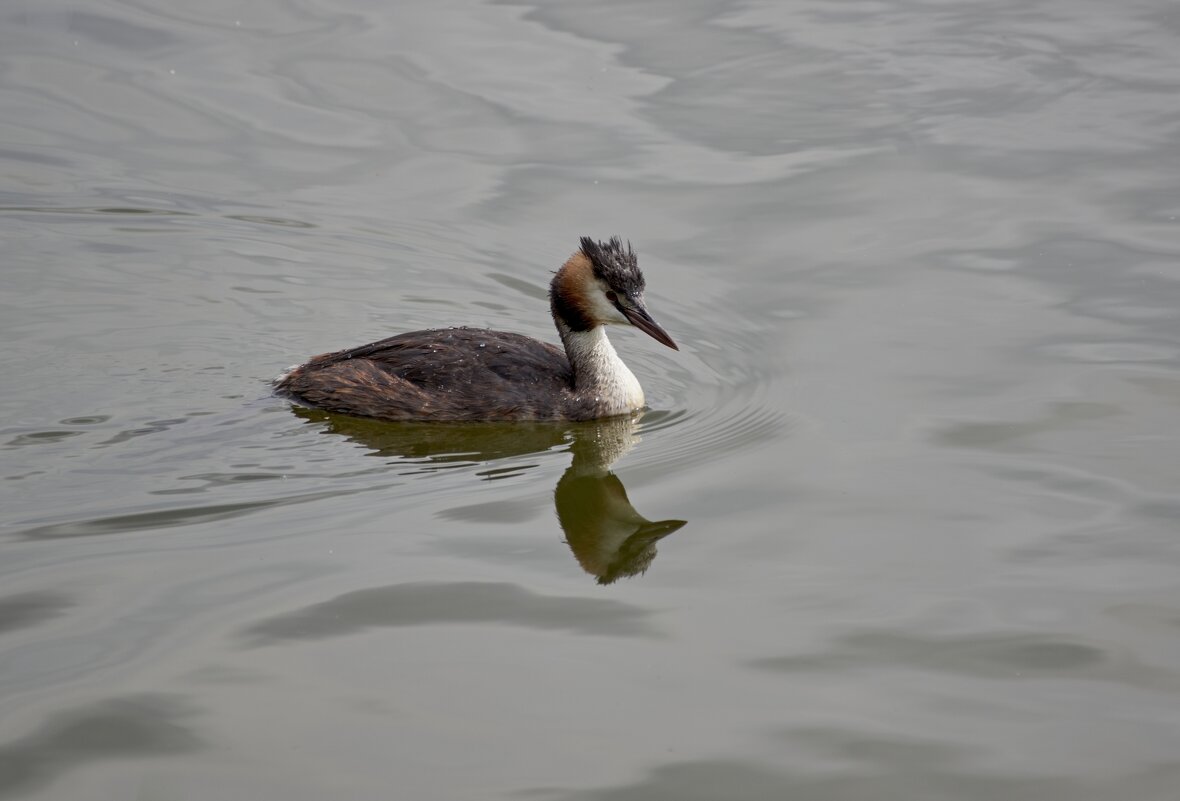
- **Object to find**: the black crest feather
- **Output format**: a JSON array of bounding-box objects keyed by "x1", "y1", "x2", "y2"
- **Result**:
[{"x1": 579, "y1": 236, "x2": 645, "y2": 296}]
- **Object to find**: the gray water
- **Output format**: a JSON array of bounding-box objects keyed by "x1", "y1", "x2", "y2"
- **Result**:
[{"x1": 4, "y1": 1, "x2": 1180, "y2": 799}]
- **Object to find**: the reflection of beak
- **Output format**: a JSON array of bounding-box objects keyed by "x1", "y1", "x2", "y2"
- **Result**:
[
  {"x1": 635, "y1": 519, "x2": 687, "y2": 541},
  {"x1": 622, "y1": 301, "x2": 679, "y2": 350}
]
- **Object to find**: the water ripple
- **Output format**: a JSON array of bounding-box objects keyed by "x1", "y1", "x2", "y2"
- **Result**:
[
  {"x1": 238, "y1": 581, "x2": 663, "y2": 645},
  {"x1": 0, "y1": 694, "x2": 202, "y2": 799},
  {"x1": 14, "y1": 490, "x2": 347, "y2": 540},
  {"x1": 0, "y1": 592, "x2": 74, "y2": 636}
]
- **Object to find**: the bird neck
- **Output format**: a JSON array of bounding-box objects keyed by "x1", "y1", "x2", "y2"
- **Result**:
[{"x1": 556, "y1": 320, "x2": 645, "y2": 414}]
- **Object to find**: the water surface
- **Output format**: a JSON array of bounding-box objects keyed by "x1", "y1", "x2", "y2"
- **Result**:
[{"x1": 3, "y1": 0, "x2": 1180, "y2": 799}]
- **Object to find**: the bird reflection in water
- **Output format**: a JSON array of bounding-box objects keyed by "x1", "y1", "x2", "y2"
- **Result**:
[{"x1": 290, "y1": 409, "x2": 686, "y2": 584}]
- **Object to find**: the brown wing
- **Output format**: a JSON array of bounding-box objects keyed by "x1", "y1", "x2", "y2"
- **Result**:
[{"x1": 276, "y1": 328, "x2": 581, "y2": 421}]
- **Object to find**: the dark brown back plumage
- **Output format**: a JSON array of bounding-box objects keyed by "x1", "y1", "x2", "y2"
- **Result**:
[{"x1": 276, "y1": 327, "x2": 601, "y2": 421}]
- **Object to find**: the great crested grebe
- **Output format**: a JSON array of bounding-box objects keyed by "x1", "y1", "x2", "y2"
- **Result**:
[{"x1": 275, "y1": 236, "x2": 678, "y2": 422}]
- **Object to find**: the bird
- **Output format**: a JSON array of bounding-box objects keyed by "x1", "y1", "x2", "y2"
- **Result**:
[{"x1": 274, "y1": 236, "x2": 678, "y2": 421}]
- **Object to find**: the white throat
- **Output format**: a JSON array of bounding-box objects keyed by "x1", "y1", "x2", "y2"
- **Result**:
[{"x1": 559, "y1": 324, "x2": 646, "y2": 415}]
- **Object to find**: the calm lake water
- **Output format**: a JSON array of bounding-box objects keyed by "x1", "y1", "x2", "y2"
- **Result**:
[{"x1": 4, "y1": 1, "x2": 1180, "y2": 799}]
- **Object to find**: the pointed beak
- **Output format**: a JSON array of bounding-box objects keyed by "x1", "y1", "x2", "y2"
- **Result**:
[{"x1": 621, "y1": 301, "x2": 679, "y2": 351}]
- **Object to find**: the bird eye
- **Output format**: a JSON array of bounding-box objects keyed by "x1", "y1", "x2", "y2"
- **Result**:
[{"x1": 605, "y1": 290, "x2": 618, "y2": 305}]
